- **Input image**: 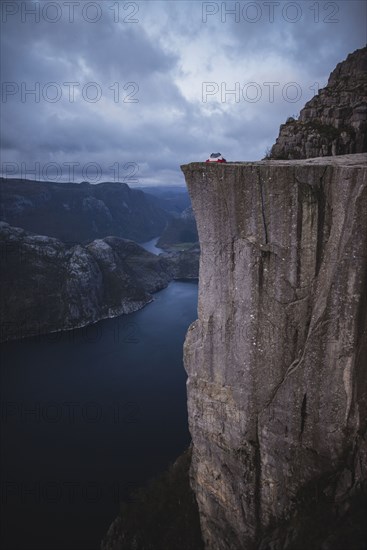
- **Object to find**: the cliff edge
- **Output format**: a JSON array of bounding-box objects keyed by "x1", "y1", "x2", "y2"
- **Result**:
[{"x1": 181, "y1": 154, "x2": 367, "y2": 549}]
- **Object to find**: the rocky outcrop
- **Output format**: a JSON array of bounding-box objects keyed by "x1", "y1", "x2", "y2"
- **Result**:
[
  {"x1": 181, "y1": 154, "x2": 367, "y2": 549},
  {"x1": 0, "y1": 222, "x2": 170, "y2": 342},
  {"x1": 0, "y1": 178, "x2": 171, "y2": 243},
  {"x1": 270, "y1": 46, "x2": 367, "y2": 160}
]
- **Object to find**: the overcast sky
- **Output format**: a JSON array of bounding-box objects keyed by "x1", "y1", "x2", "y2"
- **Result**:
[{"x1": 1, "y1": 0, "x2": 366, "y2": 186}]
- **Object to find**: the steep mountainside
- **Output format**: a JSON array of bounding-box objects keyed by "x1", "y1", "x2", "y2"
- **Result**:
[
  {"x1": 0, "y1": 178, "x2": 171, "y2": 243},
  {"x1": 182, "y1": 155, "x2": 367, "y2": 549},
  {"x1": 157, "y1": 207, "x2": 198, "y2": 249},
  {"x1": 163, "y1": 244, "x2": 200, "y2": 279},
  {"x1": 0, "y1": 222, "x2": 170, "y2": 342},
  {"x1": 270, "y1": 46, "x2": 367, "y2": 159},
  {"x1": 138, "y1": 186, "x2": 192, "y2": 216}
]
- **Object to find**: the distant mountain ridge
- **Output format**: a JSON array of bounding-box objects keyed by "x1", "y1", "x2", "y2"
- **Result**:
[
  {"x1": 157, "y1": 207, "x2": 198, "y2": 249},
  {"x1": 270, "y1": 46, "x2": 367, "y2": 159},
  {"x1": 0, "y1": 178, "x2": 172, "y2": 244}
]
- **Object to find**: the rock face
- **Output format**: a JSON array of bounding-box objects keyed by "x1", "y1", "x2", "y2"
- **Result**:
[
  {"x1": 181, "y1": 155, "x2": 367, "y2": 549},
  {"x1": 270, "y1": 46, "x2": 367, "y2": 160},
  {"x1": 0, "y1": 222, "x2": 170, "y2": 342},
  {"x1": 0, "y1": 178, "x2": 171, "y2": 243}
]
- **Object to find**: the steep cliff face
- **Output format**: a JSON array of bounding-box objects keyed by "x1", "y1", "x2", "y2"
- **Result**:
[
  {"x1": 270, "y1": 46, "x2": 367, "y2": 159},
  {"x1": 182, "y1": 155, "x2": 367, "y2": 549}
]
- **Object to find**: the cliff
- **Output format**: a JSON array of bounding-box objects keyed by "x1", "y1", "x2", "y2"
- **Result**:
[
  {"x1": 0, "y1": 178, "x2": 171, "y2": 243},
  {"x1": 181, "y1": 154, "x2": 367, "y2": 549},
  {"x1": 0, "y1": 222, "x2": 170, "y2": 342},
  {"x1": 270, "y1": 46, "x2": 367, "y2": 159}
]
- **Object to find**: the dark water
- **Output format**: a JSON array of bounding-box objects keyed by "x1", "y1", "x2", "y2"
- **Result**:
[
  {"x1": 0, "y1": 280, "x2": 198, "y2": 550},
  {"x1": 140, "y1": 236, "x2": 164, "y2": 255}
]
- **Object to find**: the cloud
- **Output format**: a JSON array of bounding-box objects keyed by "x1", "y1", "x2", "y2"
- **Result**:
[{"x1": 0, "y1": 0, "x2": 366, "y2": 185}]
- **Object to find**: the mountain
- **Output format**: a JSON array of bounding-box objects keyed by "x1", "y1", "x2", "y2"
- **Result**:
[
  {"x1": 0, "y1": 221, "x2": 199, "y2": 342},
  {"x1": 162, "y1": 244, "x2": 200, "y2": 279},
  {"x1": 0, "y1": 222, "x2": 170, "y2": 342},
  {"x1": 270, "y1": 46, "x2": 367, "y2": 159},
  {"x1": 181, "y1": 154, "x2": 367, "y2": 549},
  {"x1": 157, "y1": 207, "x2": 198, "y2": 249},
  {"x1": 138, "y1": 186, "x2": 192, "y2": 216},
  {"x1": 0, "y1": 178, "x2": 171, "y2": 244}
]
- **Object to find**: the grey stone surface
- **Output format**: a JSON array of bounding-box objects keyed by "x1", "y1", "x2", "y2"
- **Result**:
[
  {"x1": 270, "y1": 46, "x2": 367, "y2": 160},
  {"x1": 181, "y1": 154, "x2": 367, "y2": 549}
]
